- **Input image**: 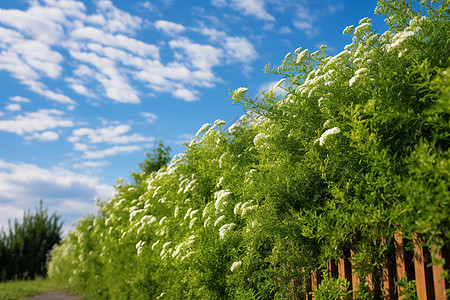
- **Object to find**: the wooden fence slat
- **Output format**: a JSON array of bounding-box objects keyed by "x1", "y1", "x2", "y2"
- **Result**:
[
  {"x1": 381, "y1": 237, "x2": 396, "y2": 300},
  {"x1": 413, "y1": 232, "x2": 434, "y2": 299},
  {"x1": 431, "y1": 248, "x2": 448, "y2": 300},
  {"x1": 350, "y1": 249, "x2": 360, "y2": 299},
  {"x1": 394, "y1": 231, "x2": 406, "y2": 300}
]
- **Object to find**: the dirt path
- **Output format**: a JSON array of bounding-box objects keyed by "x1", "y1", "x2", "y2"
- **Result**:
[{"x1": 23, "y1": 291, "x2": 82, "y2": 300}]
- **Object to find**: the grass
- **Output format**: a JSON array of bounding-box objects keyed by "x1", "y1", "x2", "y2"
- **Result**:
[{"x1": 0, "y1": 277, "x2": 71, "y2": 300}]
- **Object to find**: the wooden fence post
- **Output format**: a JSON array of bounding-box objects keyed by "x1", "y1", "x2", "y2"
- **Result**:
[
  {"x1": 381, "y1": 237, "x2": 396, "y2": 300},
  {"x1": 394, "y1": 231, "x2": 406, "y2": 300},
  {"x1": 413, "y1": 232, "x2": 434, "y2": 299},
  {"x1": 431, "y1": 245, "x2": 450, "y2": 300}
]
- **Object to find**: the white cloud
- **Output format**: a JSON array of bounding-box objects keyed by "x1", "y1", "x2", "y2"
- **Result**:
[
  {"x1": 87, "y1": 0, "x2": 142, "y2": 34},
  {"x1": 173, "y1": 88, "x2": 199, "y2": 101},
  {"x1": 170, "y1": 38, "x2": 223, "y2": 71},
  {"x1": 155, "y1": 20, "x2": 186, "y2": 36},
  {"x1": 26, "y1": 130, "x2": 60, "y2": 142},
  {"x1": 141, "y1": 112, "x2": 157, "y2": 123},
  {"x1": 73, "y1": 160, "x2": 110, "y2": 169},
  {"x1": 69, "y1": 124, "x2": 154, "y2": 144},
  {"x1": 233, "y1": 0, "x2": 274, "y2": 21},
  {"x1": 68, "y1": 82, "x2": 96, "y2": 98},
  {"x1": 0, "y1": 0, "x2": 262, "y2": 105},
  {"x1": 0, "y1": 7, "x2": 64, "y2": 44},
  {"x1": 223, "y1": 36, "x2": 257, "y2": 62},
  {"x1": 73, "y1": 143, "x2": 88, "y2": 151},
  {"x1": 5, "y1": 103, "x2": 21, "y2": 111},
  {"x1": 279, "y1": 26, "x2": 293, "y2": 34},
  {"x1": 0, "y1": 159, "x2": 114, "y2": 230},
  {"x1": 9, "y1": 39, "x2": 63, "y2": 78},
  {"x1": 10, "y1": 96, "x2": 31, "y2": 103},
  {"x1": 0, "y1": 109, "x2": 73, "y2": 135},
  {"x1": 212, "y1": 0, "x2": 274, "y2": 21},
  {"x1": 0, "y1": 205, "x2": 24, "y2": 230},
  {"x1": 24, "y1": 80, "x2": 76, "y2": 104},
  {"x1": 71, "y1": 26, "x2": 159, "y2": 58},
  {"x1": 69, "y1": 50, "x2": 140, "y2": 103},
  {"x1": 83, "y1": 145, "x2": 142, "y2": 159}
]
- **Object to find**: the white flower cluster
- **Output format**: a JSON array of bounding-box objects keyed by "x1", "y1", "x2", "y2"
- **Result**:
[
  {"x1": 349, "y1": 67, "x2": 370, "y2": 87},
  {"x1": 219, "y1": 223, "x2": 235, "y2": 239},
  {"x1": 315, "y1": 127, "x2": 341, "y2": 146},
  {"x1": 172, "y1": 235, "x2": 195, "y2": 260},
  {"x1": 253, "y1": 132, "x2": 271, "y2": 150},
  {"x1": 230, "y1": 261, "x2": 242, "y2": 272},
  {"x1": 136, "y1": 240, "x2": 146, "y2": 256},
  {"x1": 214, "y1": 189, "x2": 231, "y2": 213},
  {"x1": 233, "y1": 201, "x2": 258, "y2": 216},
  {"x1": 296, "y1": 49, "x2": 308, "y2": 64},
  {"x1": 195, "y1": 123, "x2": 211, "y2": 138}
]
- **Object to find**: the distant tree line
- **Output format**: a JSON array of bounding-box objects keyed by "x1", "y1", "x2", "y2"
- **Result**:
[{"x1": 0, "y1": 200, "x2": 63, "y2": 281}]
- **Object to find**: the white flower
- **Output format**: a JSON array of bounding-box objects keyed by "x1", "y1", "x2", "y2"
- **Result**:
[
  {"x1": 241, "y1": 205, "x2": 258, "y2": 216},
  {"x1": 315, "y1": 127, "x2": 341, "y2": 146},
  {"x1": 294, "y1": 47, "x2": 302, "y2": 54},
  {"x1": 349, "y1": 75, "x2": 358, "y2": 87},
  {"x1": 355, "y1": 68, "x2": 369, "y2": 76},
  {"x1": 216, "y1": 177, "x2": 224, "y2": 188},
  {"x1": 234, "y1": 202, "x2": 242, "y2": 215},
  {"x1": 189, "y1": 218, "x2": 197, "y2": 229},
  {"x1": 184, "y1": 208, "x2": 192, "y2": 220},
  {"x1": 204, "y1": 216, "x2": 212, "y2": 227},
  {"x1": 136, "y1": 241, "x2": 145, "y2": 256},
  {"x1": 214, "y1": 215, "x2": 226, "y2": 227},
  {"x1": 235, "y1": 87, "x2": 248, "y2": 94},
  {"x1": 141, "y1": 215, "x2": 157, "y2": 225},
  {"x1": 219, "y1": 223, "x2": 235, "y2": 239},
  {"x1": 354, "y1": 23, "x2": 371, "y2": 37},
  {"x1": 273, "y1": 78, "x2": 285, "y2": 90},
  {"x1": 284, "y1": 52, "x2": 291, "y2": 60},
  {"x1": 151, "y1": 240, "x2": 159, "y2": 250},
  {"x1": 159, "y1": 216, "x2": 167, "y2": 226},
  {"x1": 195, "y1": 123, "x2": 211, "y2": 138},
  {"x1": 129, "y1": 209, "x2": 143, "y2": 222},
  {"x1": 343, "y1": 25, "x2": 354, "y2": 35},
  {"x1": 296, "y1": 49, "x2": 308, "y2": 63},
  {"x1": 184, "y1": 179, "x2": 197, "y2": 193},
  {"x1": 214, "y1": 190, "x2": 231, "y2": 211},
  {"x1": 230, "y1": 261, "x2": 242, "y2": 272},
  {"x1": 214, "y1": 119, "x2": 226, "y2": 126}
]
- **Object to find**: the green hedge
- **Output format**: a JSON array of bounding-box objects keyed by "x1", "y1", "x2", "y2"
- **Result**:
[{"x1": 48, "y1": 1, "x2": 449, "y2": 299}]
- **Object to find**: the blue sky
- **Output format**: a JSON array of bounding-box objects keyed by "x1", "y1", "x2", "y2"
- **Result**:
[{"x1": 0, "y1": 0, "x2": 386, "y2": 232}]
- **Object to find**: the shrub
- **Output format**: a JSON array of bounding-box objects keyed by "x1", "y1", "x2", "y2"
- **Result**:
[{"x1": 48, "y1": 0, "x2": 449, "y2": 298}]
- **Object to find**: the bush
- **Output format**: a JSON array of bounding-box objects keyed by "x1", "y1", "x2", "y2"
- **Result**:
[
  {"x1": 48, "y1": 0, "x2": 449, "y2": 299},
  {"x1": 0, "y1": 200, "x2": 63, "y2": 281}
]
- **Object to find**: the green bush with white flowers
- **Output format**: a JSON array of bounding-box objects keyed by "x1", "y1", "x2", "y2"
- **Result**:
[{"x1": 48, "y1": 1, "x2": 449, "y2": 299}]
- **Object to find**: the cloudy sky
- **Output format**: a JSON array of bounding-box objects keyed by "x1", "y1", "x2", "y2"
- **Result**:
[{"x1": 0, "y1": 0, "x2": 385, "y2": 232}]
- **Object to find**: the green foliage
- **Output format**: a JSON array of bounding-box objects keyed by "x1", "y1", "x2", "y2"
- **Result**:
[
  {"x1": 0, "y1": 200, "x2": 63, "y2": 281},
  {"x1": 48, "y1": 0, "x2": 449, "y2": 299}
]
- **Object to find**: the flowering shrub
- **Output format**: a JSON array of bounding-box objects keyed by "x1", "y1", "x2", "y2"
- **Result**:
[{"x1": 48, "y1": 1, "x2": 449, "y2": 299}]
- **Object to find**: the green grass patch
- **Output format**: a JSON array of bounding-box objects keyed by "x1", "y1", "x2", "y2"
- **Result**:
[{"x1": 0, "y1": 277, "x2": 70, "y2": 300}]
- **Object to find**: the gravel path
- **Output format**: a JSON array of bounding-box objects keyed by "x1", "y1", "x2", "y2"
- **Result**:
[{"x1": 23, "y1": 291, "x2": 82, "y2": 300}]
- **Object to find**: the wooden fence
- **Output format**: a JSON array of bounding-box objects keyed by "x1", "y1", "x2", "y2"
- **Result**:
[{"x1": 291, "y1": 232, "x2": 449, "y2": 299}]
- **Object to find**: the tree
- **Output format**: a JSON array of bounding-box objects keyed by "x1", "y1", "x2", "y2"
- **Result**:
[
  {"x1": 0, "y1": 200, "x2": 63, "y2": 281},
  {"x1": 131, "y1": 141, "x2": 171, "y2": 184}
]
